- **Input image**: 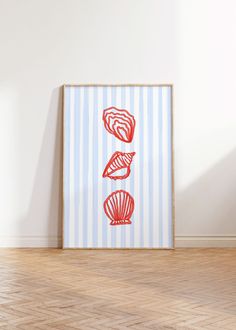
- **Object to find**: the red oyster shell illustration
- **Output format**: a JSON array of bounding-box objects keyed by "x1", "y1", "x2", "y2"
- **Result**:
[
  {"x1": 103, "y1": 151, "x2": 136, "y2": 180},
  {"x1": 103, "y1": 190, "x2": 135, "y2": 226},
  {"x1": 103, "y1": 106, "x2": 136, "y2": 143}
]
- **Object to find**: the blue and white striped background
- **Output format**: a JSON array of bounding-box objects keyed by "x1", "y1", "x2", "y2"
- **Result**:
[{"x1": 63, "y1": 85, "x2": 173, "y2": 248}]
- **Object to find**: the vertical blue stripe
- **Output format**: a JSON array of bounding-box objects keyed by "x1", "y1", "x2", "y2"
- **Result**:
[
  {"x1": 102, "y1": 87, "x2": 108, "y2": 247},
  {"x1": 158, "y1": 88, "x2": 163, "y2": 247},
  {"x1": 64, "y1": 87, "x2": 71, "y2": 247},
  {"x1": 147, "y1": 87, "x2": 153, "y2": 247},
  {"x1": 129, "y1": 87, "x2": 135, "y2": 247},
  {"x1": 92, "y1": 87, "x2": 98, "y2": 247},
  {"x1": 111, "y1": 87, "x2": 116, "y2": 248},
  {"x1": 82, "y1": 87, "x2": 89, "y2": 247},
  {"x1": 74, "y1": 88, "x2": 80, "y2": 246},
  {"x1": 139, "y1": 87, "x2": 144, "y2": 247},
  {"x1": 120, "y1": 86, "x2": 126, "y2": 247},
  {"x1": 167, "y1": 87, "x2": 173, "y2": 247}
]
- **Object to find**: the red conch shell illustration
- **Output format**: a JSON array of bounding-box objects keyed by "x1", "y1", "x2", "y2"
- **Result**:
[
  {"x1": 103, "y1": 151, "x2": 136, "y2": 180},
  {"x1": 103, "y1": 190, "x2": 135, "y2": 226},
  {"x1": 103, "y1": 106, "x2": 136, "y2": 143}
]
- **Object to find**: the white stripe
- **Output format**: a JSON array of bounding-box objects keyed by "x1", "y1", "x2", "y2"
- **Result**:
[
  {"x1": 142, "y1": 87, "x2": 150, "y2": 247},
  {"x1": 87, "y1": 87, "x2": 93, "y2": 247},
  {"x1": 124, "y1": 87, "x2": 131, "y2": 247},
  {"x1": 97, "y1": 87, "x2": 103, "y2": 247},
  {"x1": 69, "y1": 88, "x2": 75, "y2": 247},
  {"x1": 161, "y1": 88, "x2": 169, "y2": 247},
  {"x1": 106, "y1": 87, "x2": 112, "y2": 247},
  {"x1": 78, "y1": 88, "x2": 84, "y2": 247},
  {"x1": 114, "y1": 87, "x2": 122, "y2": 247},
  {"x1": 152, "y1": 87, "x2": 160, "y2": 247},
  {"x1": 133, "y1": 87, "x2": 140, "y2": 247}
]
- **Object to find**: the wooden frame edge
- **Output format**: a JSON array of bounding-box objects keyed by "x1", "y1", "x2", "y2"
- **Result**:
[
  {"x1": 171, "y1": 85, "x2": 175, "y2": 249},
  {"x1": 62, "y1": 84, "x2": 175, "y2": 250},
  {"x1": 63, "y1": 83, "x2": 173, "y2": 87},
  {"x1": 62, "y1": 85, "x2": 66, "y2": 249}
]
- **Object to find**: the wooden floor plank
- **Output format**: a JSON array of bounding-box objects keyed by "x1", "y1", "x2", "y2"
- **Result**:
[{"x1": 0, "y1": 249, "x2": 235, "y2": 329}]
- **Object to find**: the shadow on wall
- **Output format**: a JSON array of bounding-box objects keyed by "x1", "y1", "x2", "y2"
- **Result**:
[
  {"x1": 176, "y1": 148, "x2": 236, "y2": 236},
  {"x1": 18, "y1": 87, "x2": 63, "y2": 246}
]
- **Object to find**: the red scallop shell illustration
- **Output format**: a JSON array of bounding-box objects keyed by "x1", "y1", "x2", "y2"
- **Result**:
[
  {"x1": 103, "y1": 151, "x2": 136, "y2": 180},
  {"x1": 103, "y1": 106, "x2": 136, "y2": 143},
  {"x1": 103, "y1": 190, "x2": 135, "y2": 226}
]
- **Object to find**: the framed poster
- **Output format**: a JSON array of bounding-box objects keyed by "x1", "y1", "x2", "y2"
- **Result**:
[{"x1": 63, "y1": 84, "x2": 174, "y2": 249}]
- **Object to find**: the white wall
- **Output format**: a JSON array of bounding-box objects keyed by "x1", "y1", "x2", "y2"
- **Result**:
[
  {"x1": 0, "y1": 0, "x2": 236, "y2": 247},
  {"x1": 175, "y1": 0, "x2": 236, "y2": 246}
]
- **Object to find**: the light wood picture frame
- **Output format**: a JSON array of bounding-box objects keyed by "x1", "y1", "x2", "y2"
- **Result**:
[{"x1": 62, "y1": 84, "x2": 175, "y2": 249}]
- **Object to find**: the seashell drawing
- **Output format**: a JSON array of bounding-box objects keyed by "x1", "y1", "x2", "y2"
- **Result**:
[
  {"x1": 103, "y1": 190, "x2": 135, "y2": 226},
  {"x1": 103, "y1": 151, "x2": 136, "y2": 180},
  {"x1": 103, "y1": 106, "x2": 136, "y2": 143}
]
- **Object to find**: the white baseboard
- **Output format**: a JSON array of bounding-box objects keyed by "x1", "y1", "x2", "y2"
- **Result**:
[
  {"x1": 0, "y1": 236, "x2": 235, "y2": 248},
  {"x1": 176, "y1": 236, "x2": 236, "y2": 248},
  {"x1": 0, "y1": 236, "x2": 62, "y2": 248}
]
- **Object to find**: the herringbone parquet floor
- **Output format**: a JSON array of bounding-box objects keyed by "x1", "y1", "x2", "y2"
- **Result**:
[{"x1": 0, "y1": 249, "x2": 236, "y2": 330}]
